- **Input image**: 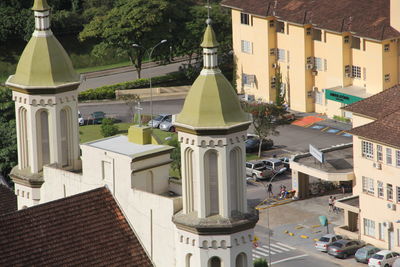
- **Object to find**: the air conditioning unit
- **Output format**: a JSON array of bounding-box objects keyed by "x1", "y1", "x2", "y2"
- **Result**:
[
  {"x1": 272, "y1": 63, "x2": 278, "y2": 68},
  {"x1": 373, "y1": 162, "x2": 382, "y2": 170},
  {"x1": 306, "y1": 56, "x2": 314, "y2": 64},
  {"x1": 306, "y1": 28, "x2": 312, "y2": 35},
  {"x1": 270, "y1": 48, "x2": 277, "y2": 55},
  {"x1": 306, "y1": 64, "x2": 314, "y2": 70},
  {"x1": 345, "y1": 73, "x2": 353, "y2": 78},
  {"x1": 312, "y1": 86, "x2": 318, "y2": 91},
  {"x1": 312, "y1": 70, "x2": 318, "y2": 76},
  {"x1": 387, "y1": 203, "x2": 396, "y2": 211}
]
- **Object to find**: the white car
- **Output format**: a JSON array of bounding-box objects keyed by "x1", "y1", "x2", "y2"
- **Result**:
[
  {"x1": 314, "y1": 234, "x2": 343, "y2": 252},
  {"x1": 78, "y1": 110, "x2": 84, "y2": 126},
  {"x1": 369, "y1": 250, "x2": 400, "y2": 267}
]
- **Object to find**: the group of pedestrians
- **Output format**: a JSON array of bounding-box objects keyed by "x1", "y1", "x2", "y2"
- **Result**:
[{"x1": 328, "y1": 196, "x2": 339, "y2": 214}]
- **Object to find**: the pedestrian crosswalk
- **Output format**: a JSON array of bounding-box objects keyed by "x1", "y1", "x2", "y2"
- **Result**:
[{"x1": 252, "y1": 242, "x2": 296, "y2": 260}]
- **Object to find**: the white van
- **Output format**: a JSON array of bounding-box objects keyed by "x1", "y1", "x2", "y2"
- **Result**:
[{"x1": 78, "y1": 110, "x2": 84, "y2": 126}]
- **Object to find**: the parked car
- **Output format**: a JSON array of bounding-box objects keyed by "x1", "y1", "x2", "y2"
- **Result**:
[
  {"x1": 148, "y1": 114, "x2": 172, "y2": 128},
  {"x1": 78, "y1": 110, "x2": 84, "y2": 126},
  {"x1": 279, "y1": 157, "x2": 291, "y2": 170},
  {"x1": 328, "y1": 239, "x2": 364, "y2": 259},
  {"x1": 245, "y1": 136, "x2": 274, "y2": 153},
  {"x1": 159, "y1": 116, "x2": 175, "y2": 132},
  {"x1": 368, "y1": 250, "x2": 400, "y2": 267},
  {"x1": 355, "y1": 246, "x2": 381, "y2": 263},
  {"x1": 262, "y1": 158, "x2": 287, "y2": 175},
  {"x1": 314, "y1": 234, "x2": 343, "y2": 252},
  {"x1": 246, "y1": 161, "x2": 273, "y2": 180},
  {"x1": 91, "y1": 111, "x2": 105, "y2": 124}
]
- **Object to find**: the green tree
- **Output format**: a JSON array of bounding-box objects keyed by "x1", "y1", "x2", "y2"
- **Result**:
[
  {"x1": 79, "y1": 0, "x2": 174, "y2": 78},
  {"x1": 167, "y1": 136, "x2": 181, "y2": 178},
  {"x1": 0, "y1": 87, "x2": 17, "y2": 183},
  {"x1": 100, "y1": 118, "x2": 119, "y2": 137},
  {"x1": 274, "y1": 64, "x2": 285, "y2": 107},
  {"x1": 254, "y1": 258, "x2": 268, "y2": 267},
  {"x1": 241, "y1": 101, "x2": 288, "y2": 158}
]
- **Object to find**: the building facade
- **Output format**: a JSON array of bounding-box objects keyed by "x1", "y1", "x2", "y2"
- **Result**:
[
  {"x1": 222, "y1": 0, "x2": 400, "y2": 118},
  {"x1": 336, "y1": 85, "x2": 400, "y2": 251}
]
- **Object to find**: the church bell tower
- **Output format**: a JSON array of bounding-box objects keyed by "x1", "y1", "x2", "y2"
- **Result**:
[
  {"x1": 6, "y1": 0, "x2": 81, "y2": 209},
  {"x1": 173, "y1": 19, "x2": 258, "y2": 267}
]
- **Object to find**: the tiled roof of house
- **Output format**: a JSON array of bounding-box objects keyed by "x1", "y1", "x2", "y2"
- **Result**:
[
  {"x1": 348, "y1": 110, "x2": 400, "y2": 148},
  {"x1": 221, "y1": 0, "x2": 400, "y2": 40},
  {"x1": 0, "y1": 184, "x2": 17, "y2": 215},
  {"x1": 343, "y1": 85, "x2": 400, "y2": 119},
  {"x1": 0, "y1": 187, "x2": 153, "y2": 267}
]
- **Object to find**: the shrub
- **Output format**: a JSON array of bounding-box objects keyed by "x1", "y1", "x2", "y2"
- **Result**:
[
  {"x1": 100, "y1": 118, "x2": 119, "y2": 137},
  {"x1": 254, "y1": 258, "x2": 268, "y2": 267}
]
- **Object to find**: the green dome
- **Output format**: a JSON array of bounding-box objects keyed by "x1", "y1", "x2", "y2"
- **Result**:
[
  {"x1": 201, "y1": 25, "x2": 219, "y2": 48},
  {"x1": 7, "y1": 35, "x2": 80, "y2": 88},
  {"x1": 32, "y1": 0, "x2": 50, "y2": 11},
  {"x1": 176, "y1": 73, "x2": 250, "y2": 128}
]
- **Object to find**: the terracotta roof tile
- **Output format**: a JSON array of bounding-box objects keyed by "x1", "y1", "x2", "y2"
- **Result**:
[
  {"x1": 0, "y1": 184, "x2": 17, "y2": 215},
  {"x1": 348, "y1": 110, "x2": 400, "y2": 148},
  {"x1": 0, "y1": 187, "x2": 153, "y2": 267},
  {"x1": 343, "y1": 85, "x2": 400, "y2": 119},
  {"x1": 221, "y1": 0, "x2": 400, "y2": 40}
]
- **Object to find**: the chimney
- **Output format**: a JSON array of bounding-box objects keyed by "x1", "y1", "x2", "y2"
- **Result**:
[{"x1": 391, "y1": 0, "x2": 400, "y2": 32}]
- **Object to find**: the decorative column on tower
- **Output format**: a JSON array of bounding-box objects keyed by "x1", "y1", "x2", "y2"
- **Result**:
[
  {"x1": 5, "y1": 0, "x2": 81, "y2": 209},
  {"x1": 173, "y1": 20, "x2": 258, "y2": 267}
]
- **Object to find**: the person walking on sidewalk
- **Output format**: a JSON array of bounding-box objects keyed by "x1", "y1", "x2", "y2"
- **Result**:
[
  {"x1": 333, "y1": 197, "x2": 338, "y2": 214},
  {"x1": 267, "y1": 183, "x2": 273, "y2": 198},
  {"x1": 328, "y1": 196, "x2": 333, "y2": 212}
]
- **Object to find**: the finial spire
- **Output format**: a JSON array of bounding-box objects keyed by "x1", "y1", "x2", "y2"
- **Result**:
[{"x1": 206, "y1": 0, "x2": 211, "y2": 20}]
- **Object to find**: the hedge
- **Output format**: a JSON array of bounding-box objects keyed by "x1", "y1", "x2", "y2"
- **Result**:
[{"x1": 78, "y1": 71, "x2": 188, "y2": 101}]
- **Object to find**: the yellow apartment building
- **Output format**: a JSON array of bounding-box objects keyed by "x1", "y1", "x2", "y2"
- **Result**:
[
  {"x1": 335, "y1": 85, "x2": 400, "y2": 250},
  {"x1": 222, "y1": 0, "x2": 400, "y2": 118}
]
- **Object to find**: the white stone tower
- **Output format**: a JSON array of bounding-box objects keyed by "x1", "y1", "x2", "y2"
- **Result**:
[
  {"x1": 5, "y1": 0, "x2": 81, "y2": 209},
  {"x1": 173, "y1": 20, "x2": 258, "y2": 267}
]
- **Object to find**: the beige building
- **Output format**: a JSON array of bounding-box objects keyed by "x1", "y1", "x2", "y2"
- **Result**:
[
  {"x1": 222, "y1": 0, "x2": 400, "y2": 118},
  {"x1": 335, "y1": 85, "x2": 400, "y2": 250}
]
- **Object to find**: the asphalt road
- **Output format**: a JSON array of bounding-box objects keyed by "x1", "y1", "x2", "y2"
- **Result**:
[{"x1": 78, "y1": 61, "x2": 184, "y2": 92}]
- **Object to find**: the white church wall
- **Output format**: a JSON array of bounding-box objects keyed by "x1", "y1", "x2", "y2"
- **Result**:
[
  {"x1": 115, "y1": 188, "x2": 182, "y2": 267},
  {"x1": 15, "y1": 184, "x2": 40, "y2": 209}
]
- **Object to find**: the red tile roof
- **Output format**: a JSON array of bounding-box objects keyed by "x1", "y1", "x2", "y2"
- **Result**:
[
  {"x1": 348, "y1": 110, "x2": 400, "y2": 148},
  {"x1": 0, "y1": 184, "x2": 17, "y2": 215},
  {"x1": 343, "y1": 85, "x2": 400, "y2": 119},
  {"x1": 221, "y1": 0, "x2": 400, "y2": 40},
  {"x1": 0, "y1": 187, "x2": 153, "y2": 267}
]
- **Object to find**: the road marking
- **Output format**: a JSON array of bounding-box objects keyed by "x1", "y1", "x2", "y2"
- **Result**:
[
  {"x1": 276, "y1": 242, "x2": 296, "y2": 250},
  {"x1": 253, "y1": 249, "x2": 271, "y2": 257},
  {"x1": 269, "y1": 243, "x2": 290, "y2": 251},
  {"x1": 257, "y1": 246, "x2": 276, "y2": 255},
  {"x1": 262, "y1": 245, "x2": 282, "y2": 253},
  {"x1": 271, "y1": 254, "x2": 308, "y2": 265}
]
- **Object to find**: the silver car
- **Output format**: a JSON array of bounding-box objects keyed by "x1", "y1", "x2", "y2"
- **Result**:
[
  {"x1": 315, "y1": 234, "x2": 343, "y2": 252},
  {"x1": 147, "y1": 114, "x2": 171, "y2": 128},
  {"x1": 159, "y1": 117, "x2": 175, "y2": 132}
]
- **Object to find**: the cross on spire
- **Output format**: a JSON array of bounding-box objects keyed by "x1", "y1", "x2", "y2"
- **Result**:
[
  {"x1": 135, "y1": 102, "x2": 143, "y2": 127},
  {"x1": 206, "y1": 0, "x2": 211, "y2": 20}
]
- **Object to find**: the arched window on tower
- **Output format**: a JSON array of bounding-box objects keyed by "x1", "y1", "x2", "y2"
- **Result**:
[
  {"x1": 60, "y1": 107, "x2": 72, "y2": 167},
  {"x1": 18, "y1": 107, "x2": 29, "y2": 169},
  {"x1": 230, "y1": 147, "x2": 243, "y2": 215},
  {"x1": 204, "y1": 150, "x2": 219, "y2": 216},
  {"x1": 36, "y1": 109, "x2": 50, "y2": 171},
  {"x1": 235, "y1": 253, "x2": 248, "y2": 267},
  {"x1": 208, "y1": 257, "x2": 221, "y2": 267},
  {"x1": 184, "y1": 148, "x2": 195, "y2": 213},
  {"x1": 185, "y1": 253, "x2": 192, "y2": 267}
]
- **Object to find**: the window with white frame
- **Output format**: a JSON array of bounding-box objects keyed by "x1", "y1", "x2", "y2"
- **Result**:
[
  {"x1": 241, "y1": 40, "x2": 253, "y2": 54},
  {"x1": 377, "y1": 145, "x2": 383, "y2": 161},
  {"x1": 362, "y1": 141, "x2": 374, "y2": 159},
  {"x1": 240, "y1": 13, "x2": 251, "y2": 25},
  {"x1": 364, "y1": 218, "x2": 375, "y2": 237},
  {"x1": 388, "y1": 183, "x2": 393, "y2": 201},
  {"x1": 378, "y1": 181, "x2": 384, "y2": 198},
  {"x1": 315, "y1": 91, "x2": 323, "y2": 105},
  {"x1": 368, "y1": 177, "x2": 374, "y2": 194},
  {"x1": 352, "y1": 65, "x2": 361, "y2": 79},
  {"x1": 387, "y1": 148, "x2": 393, "y2": 165},
  {"x1": 276, "y1": 21, "x2": 285, "y2": 33},
  {"x1": 242, "y1": 73, "x2": 255, "y2": 86},
  {"x1": 379, "y1": 223, "x2": 386, "y2": 240},
  {"x1": 277, "y1": 49, "x2": 285, "y2": 62},
  {"x1": 396, "y1": 150, "x2": 400, "y2": 167},
  {"x1": 362, "y1": 176, "x2": 368, "y2": 193},
  {"x1": 397, "y1": 186, "x2": 400, "y2": 203},
  {"x1": 363, "y1": 67, "x2": 367, "y2": 81}
]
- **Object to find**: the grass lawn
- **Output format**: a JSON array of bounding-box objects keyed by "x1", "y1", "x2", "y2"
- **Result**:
[
  {"x1": 246, "y1": 153, "x2": 261, "y2": 161},
  {"x1": 79, "y1": 123, "x2": 176, "y2": 144},
  {"x1": 76, "y1": 61, "x2": 131, "y2": 74}
]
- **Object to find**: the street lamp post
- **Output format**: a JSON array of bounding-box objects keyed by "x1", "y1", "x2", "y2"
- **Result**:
[{"x1": 132, "y1": 40, "x2": 167, "y2": 127}]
